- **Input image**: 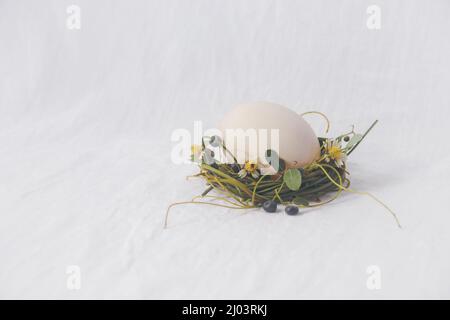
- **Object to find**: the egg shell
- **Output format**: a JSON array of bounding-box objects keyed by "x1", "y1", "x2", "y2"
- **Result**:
[{"x1": 218, "y1": 102, "x2": 320, "y2": 168}]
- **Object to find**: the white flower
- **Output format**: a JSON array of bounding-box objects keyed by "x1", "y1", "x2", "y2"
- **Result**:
[{"x1": 324, "y1": 140, "x2": 347, "y2": 167}]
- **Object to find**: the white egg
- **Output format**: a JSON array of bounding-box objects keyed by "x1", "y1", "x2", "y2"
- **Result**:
[{"x1": 218, "y1": 102, "x2": 320, "y2": 168}]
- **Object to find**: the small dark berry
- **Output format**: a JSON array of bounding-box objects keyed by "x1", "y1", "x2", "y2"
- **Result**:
[
  {"x1": 263, "y1": 200, "x2": 277, "y2": 213},
  {"x1": 206, "y1": 149, "x2": 214, "y2": 158},
  {"x1": 203, "y1": 149, "x2": 215, "y2": 165},
  {"x1": 343, "y1": 136, "x2": 350, "y2": 142},
  {"x1": 285, "y1": 205, "x2": 299, "y2": 216}
]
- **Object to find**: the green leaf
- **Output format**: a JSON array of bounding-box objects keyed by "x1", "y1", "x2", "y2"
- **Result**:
[
  {"x1": 283, "y1": 169, "x2": 302, "y2": 191},
  {"x1": 346, "y1": 133, "x2": 363, "y2": 149},
  {"x1": 293, "y1": 196, "x2": 309, "y2": 207}
]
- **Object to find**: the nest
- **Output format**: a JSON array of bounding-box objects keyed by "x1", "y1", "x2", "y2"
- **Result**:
[
  {"x1": 198, "y1": 137, "x2": 348, "y2": 208},
  {"x1": 165, "y1": 119, "x2": 401, "y2": 228}
]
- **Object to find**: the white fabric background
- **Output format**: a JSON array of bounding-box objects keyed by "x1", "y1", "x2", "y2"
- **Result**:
[{"x1": 1, "y1": 0, "x2": 449, "y2": 299}]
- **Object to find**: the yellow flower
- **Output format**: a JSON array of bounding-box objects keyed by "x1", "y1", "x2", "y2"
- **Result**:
[
  {"x1": 325, "y1": 140, "x2": 347, "y2": 167},
  {"x1": 191, "y1": 144, "x2": 202, "y2": 154},
  {"x1": 191, "y1": 144, "x2": 203, "y2": 161},
  {"x1": 244, "y1": 161, "x2": 258, "y2": 173},
  {"x1": 238, "y1": 160, "x2": 259, "y2": 179}
]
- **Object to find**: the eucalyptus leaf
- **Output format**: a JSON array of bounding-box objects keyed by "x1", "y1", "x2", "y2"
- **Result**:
[
  {"x1": 346, "y1": 133, "x2": 363, "y2": 149},
  {"x1": 293, "y1": 196, "x2": 309, "y2": 207},
  {"x1": 283, "y1": 169, "x2": 302, "y2": 191}
]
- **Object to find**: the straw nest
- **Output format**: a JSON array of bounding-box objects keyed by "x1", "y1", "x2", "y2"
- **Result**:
[{"x1": 165, "y1": 120, "x2": 401, "y2": 228}]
